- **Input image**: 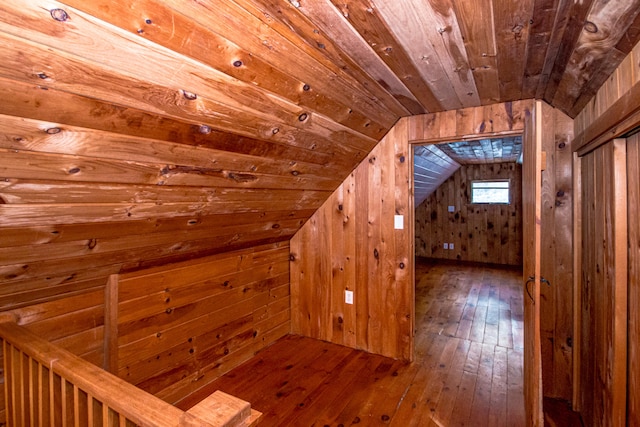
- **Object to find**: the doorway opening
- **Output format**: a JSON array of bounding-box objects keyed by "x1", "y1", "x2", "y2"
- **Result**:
[{"x1": 410, "y1": 136, "x2": 525, "y2": 424}]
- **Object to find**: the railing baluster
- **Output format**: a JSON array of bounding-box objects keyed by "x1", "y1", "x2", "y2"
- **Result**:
[
  {"x1": 61, "y1": 377, "x2": 67, "y2": 426},
  {"x1": 19, "y1": 347, "x2": 25, "y2": 426},
  {"x1": 87, "y1": 393, "x2": 93, "y2": 427},
  {"x1": 119, "y1": 412, "x2": 126, "y2": 426},
  {"x1": 74, "y1": 384, "x2": 80, "y2": 427},
  {"x1": 49, "y1": 366, "x2": 55, "y2": 427},
  {"x1": 38, "y1": 362, "x2": 44, "y2": 427},
  {"x1": 3, "y1": 341, "x2": 15, "y2": 427},
  {"x1": 29, "y1": 355, "x2": 35, "y2": 426},
  {"x1": 102, "y1": 402, "x2": 108, "y2": 427}
]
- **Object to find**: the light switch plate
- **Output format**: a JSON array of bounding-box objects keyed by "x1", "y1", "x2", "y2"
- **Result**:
[
  {"x1": 345, "y1": 290, "x2": 354, "y2": 304},
  {"x1": 443, "y1": 243, "x2": 449, "y2": 249},
  {"x1": 448, "y1": 205, "x2": 455, "y2": 212},
  {"x1": 394, "y1": 215, "x2": 404, "y2": 230}
]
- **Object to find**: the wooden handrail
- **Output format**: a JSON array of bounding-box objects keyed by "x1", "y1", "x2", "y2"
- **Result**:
[{"x1": 0, "y1": 318, "x2": 259, "y2": 426}]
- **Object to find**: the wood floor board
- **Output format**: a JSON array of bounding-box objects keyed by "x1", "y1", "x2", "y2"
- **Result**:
[{"x1": 195, "y1": 259, "x2": 527, "y2": 426}]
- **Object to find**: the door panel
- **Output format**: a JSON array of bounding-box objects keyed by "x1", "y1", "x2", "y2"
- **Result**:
[
  {"x1": 578, "y1": 139, "x2": 628, "y2": 426},
  {"x1": 523, "y1": 101, "x2": 543, "y2": 426}
]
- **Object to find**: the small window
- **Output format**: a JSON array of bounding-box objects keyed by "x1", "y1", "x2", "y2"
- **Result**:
[{"x1": 471, "y1": 180, "x2": 510, "y2": 204}]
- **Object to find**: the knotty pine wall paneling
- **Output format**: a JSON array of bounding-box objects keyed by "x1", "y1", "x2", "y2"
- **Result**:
[
  {"x1": 415, "y1": 162, "x2": 523, "y2": 266},
  {"x1": 574, "y1": 40, "x2": 640, "y2": 153},
  {"x1": 538, "y1": 102, "x2": 575, "y2": 401},
  {"x1": 291, "y1": 120, "x2": 412, "y2": 360},
  {"x1": 291, "y1": 101, "x2": 531, "y2": 361},
  {"x1": 113, "y1": 243, "x2": 291, "y2": 408},
  {"x1": 0, "y1": 242, "x2": 291, "y2": 422}
]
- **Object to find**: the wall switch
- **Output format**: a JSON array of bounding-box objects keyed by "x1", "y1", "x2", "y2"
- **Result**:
[
  {"x1": 345, "y1": 290, "x2": 354, "y2": 304},
  {"x1": 450, "y1": 243, "x2": 454, "y2": 250},
  {"x1": 448, "y1": 205, "x2": 455, "y2": 213},
  {"x1": 394, "y1": 215, "x2": 404, "y2": 230},
  {"x1": 443, "y1": 243, "x2": 449, "y2": 250}
]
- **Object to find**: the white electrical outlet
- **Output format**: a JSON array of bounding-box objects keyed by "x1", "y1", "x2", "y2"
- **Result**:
[
  {"x1": 448, "y1": 205, "x2": 455, "y2": 213},
  {"x1": 443, "y1": 243, "x2": 449, "y2": 250},
  {"x1": 345, "y1": 290, "x2": 354, "y2": 304},
  {"x1": 450, "y1": 243, "x2": 454, "y2": 250}
]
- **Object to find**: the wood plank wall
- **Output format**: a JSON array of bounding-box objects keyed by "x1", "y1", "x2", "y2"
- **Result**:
[
  {"x1": 114, "y1": 243, "x2": 291, "y2": 407},
  {"x1": 0, "y1": 242, "x2": 290, "y2": 423},
  {"x1": 538, "y1": 102, "x2": 574, "y2": 401},
  {"x1": 415, "y1": 162, "x2": 523, "y2": 266},
  {"x1": 290, "y1": 101, "x2": 531, "y2": 361},
  {"x1": 290, "y1": 120, "x2": 413, "y2": 360},
  {"x1": 574, "y1": 41, "x2": 640, "y2": 139}
]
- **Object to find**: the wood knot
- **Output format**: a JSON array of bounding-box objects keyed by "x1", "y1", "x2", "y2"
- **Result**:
[
  {"x1": 373, "y1": 248, "x2": 379, "y2": 259},
  {"x1": 302, "y1": 84, "x2": 311, "y2": 91},
  {"x1": 68, "y1": 167, "x2": 81, "y2": 174},
  {"x1": 182, "y1": 90, "x2": 197, "y2": 100},
  {"x1": 50, "y1": 9, "x2": 69, "y2": 22},
  {"x1": 46, "y1": 127, "x2": 61, "y2": 134},
  {"x1": 289, "y1": 254, "x2": 296, "y2": 261},
  {"x1": 298, "y1": 112, "x2": 308, "y2": 122},
  {"x1": 584, "y1": 21, "x2": 598, "y2": 33},
  {"x1": 232, "y1": 60, "x2": 243, "y2": 67},
  {"x1": 399, "y1": 262, "x2": 405, "y2": 269},
  {"x1": 87, "y1": 238, "x2": 97, "y2": 249}
]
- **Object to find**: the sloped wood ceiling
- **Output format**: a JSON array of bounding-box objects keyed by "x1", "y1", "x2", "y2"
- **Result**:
[
  {"x1": 413, "y1": 144, "x2": 461, "y2": 206},
  {"x1": 1, "y1": 0, "x2": 639, "y2": 308}
]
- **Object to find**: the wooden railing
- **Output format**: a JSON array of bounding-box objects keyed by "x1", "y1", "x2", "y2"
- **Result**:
[{"x1": 0, "y1": 317, "x2": 260, "y2": 426}]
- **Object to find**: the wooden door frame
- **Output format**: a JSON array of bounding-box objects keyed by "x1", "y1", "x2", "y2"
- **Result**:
[{"x1": 571, "y1": 80, "x2": 640, "y2": 417}]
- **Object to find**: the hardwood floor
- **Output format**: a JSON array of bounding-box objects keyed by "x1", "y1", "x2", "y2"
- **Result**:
[{"x1": 187, "y1": 258, "x2": 526, "y2": 426}]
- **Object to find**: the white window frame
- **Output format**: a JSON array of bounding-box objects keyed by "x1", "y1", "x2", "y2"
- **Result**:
[{"x1": 470, "y1": 179, "x2": 511, "y2": 204}]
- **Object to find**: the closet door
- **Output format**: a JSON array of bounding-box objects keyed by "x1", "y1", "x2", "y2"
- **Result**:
[{"x1": 579, "y1": 139, "x2": 627, "y2": 426}]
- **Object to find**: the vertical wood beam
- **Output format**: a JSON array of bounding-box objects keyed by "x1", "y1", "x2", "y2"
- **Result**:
[
  {"x1": 104, "y1": 274, "x2": 119, "y2": 375},
  {"x1": 572, "y1": 152, "x2": 582, "y2": 411}
]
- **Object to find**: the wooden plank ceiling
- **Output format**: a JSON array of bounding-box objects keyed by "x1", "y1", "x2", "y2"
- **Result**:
[{"x1": 0, "y1": 0, "x2": 639, "y2": 306}]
